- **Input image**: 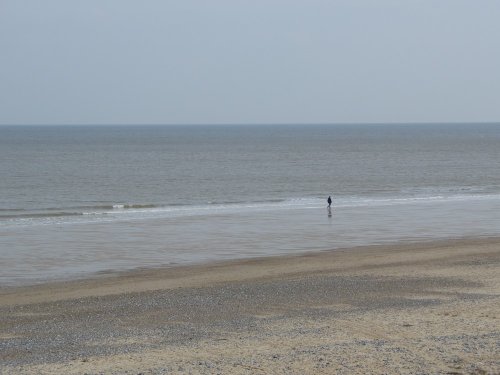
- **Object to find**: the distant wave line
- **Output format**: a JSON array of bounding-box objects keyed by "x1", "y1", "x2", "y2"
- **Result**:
[{"x1": 2, "y1": 193, "x2": 500, "y2": 223}]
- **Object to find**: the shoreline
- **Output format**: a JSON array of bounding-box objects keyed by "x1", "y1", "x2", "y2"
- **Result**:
[
  {"x1": 1, "y1": 236, "x2": 498, "y2": 306},
  {"x1": 4, "y1": 193, "x2": 500, "y2": 288},
  {"x1": 1, "y1": 236, "x2": 499, "y2": 374}
]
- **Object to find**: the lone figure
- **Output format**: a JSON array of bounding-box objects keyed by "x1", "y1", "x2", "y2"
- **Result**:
[{"x1": 327, "y1": 196, "x2": 332, "y2": 208}]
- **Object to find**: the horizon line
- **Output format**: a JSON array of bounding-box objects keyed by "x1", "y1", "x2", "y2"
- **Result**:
[{"x1": 1, "y1": 121, "x2": 500, "y2": 127}]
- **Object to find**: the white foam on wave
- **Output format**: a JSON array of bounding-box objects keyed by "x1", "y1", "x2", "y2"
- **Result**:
[
  {"x1": 70, "y1": 193, "x2": 500, "y2": 218},
  {"x1": 335, "y1": 193, "x2": 500, "y2": 209},
  {"x1": 3, "y1": 193, "x2": 500, "y2": 228}
]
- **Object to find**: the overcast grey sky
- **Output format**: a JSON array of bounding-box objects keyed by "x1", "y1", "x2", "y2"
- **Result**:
[{"x1": 1, "y1": 0, "x2": 499, "y2": 125}]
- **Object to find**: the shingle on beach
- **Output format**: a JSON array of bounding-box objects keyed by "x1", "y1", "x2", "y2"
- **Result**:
[{"x1": 1, "y1": 238, "x2": 499, "y2": 374}]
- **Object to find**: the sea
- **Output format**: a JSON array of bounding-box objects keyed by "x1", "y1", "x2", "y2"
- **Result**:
[{"x1": 1, "y1": 123, "x2": 499, "y2": 286}]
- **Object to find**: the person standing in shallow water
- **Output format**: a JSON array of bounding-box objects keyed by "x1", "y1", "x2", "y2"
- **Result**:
[{"x1": 327, "y1": 196, "x2": 332, "y2": 208}]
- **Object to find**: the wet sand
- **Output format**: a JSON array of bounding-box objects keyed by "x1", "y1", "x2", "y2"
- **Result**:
[{"x1": 1, "y1": 238, "x2": 499, "y2": 374}]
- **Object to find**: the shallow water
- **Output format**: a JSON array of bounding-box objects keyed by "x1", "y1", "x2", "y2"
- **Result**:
[{"x1": 1, "y1": 194, "x2": 499, "y2": 285}]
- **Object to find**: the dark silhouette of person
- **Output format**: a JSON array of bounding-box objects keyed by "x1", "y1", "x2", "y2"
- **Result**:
[{"x1": 327, "y1": 196, "x2": 332, "y2": 208}]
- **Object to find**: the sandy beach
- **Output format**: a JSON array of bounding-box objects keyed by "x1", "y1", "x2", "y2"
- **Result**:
[{"x1": 1, "y1": 237, "x2": 499, "y2": 374}]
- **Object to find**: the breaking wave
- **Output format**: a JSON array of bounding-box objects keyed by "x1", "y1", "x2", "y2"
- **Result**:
[{"x1": 2, "y1": 191, "x2": 500, "y2": 226}]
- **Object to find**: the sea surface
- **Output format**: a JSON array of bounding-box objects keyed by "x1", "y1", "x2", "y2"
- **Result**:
[{"x1": 1, "y1": 124, "x2": 500, "y2": 286}]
